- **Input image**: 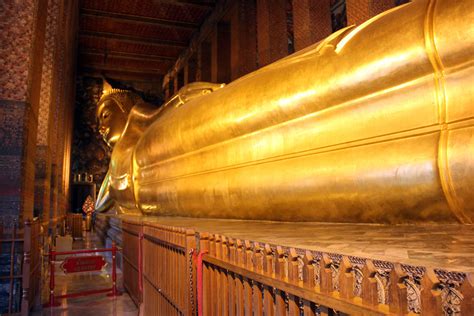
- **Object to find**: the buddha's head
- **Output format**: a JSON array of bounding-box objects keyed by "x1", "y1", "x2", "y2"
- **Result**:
[{"x1": 96, "y1": 81, "x2": 138, "y2": 148}]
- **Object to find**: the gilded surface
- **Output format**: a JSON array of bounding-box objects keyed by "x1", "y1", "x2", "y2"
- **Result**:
[{"x1": 96, "y1": 0, "x2": 474, "y2": 223}]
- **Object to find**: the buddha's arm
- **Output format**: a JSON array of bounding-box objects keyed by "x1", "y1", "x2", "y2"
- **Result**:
[{"x1": 95, "y1": 170, "x2": 113, "y2": 212}]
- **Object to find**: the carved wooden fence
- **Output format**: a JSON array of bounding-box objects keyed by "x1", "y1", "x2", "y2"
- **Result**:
[
  {"x1": 0, "y1": 218, "x2": 41, "y2": 315},
  {"x1": 118, "y1": 219, "x2": 473, "y2": 315},
  {"x1": 197, "y1": 233, "x2": 474, "y2": 316},
  {"x1": 122, "y1": 220, "x2": 143, "y2": 305},
  {"x1": 48, "y1": 215, "x2": 66, "y2": 237},
  {"x1": 142, "y1": 223, "x2": 196, "y2": 316},
  {"x1": 20, "y1": 218, "x2": 42, "y2": 315}
]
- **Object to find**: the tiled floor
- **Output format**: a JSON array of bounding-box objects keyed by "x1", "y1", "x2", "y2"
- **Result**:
[
  {"x1": 124, "y1": 215, "x2": 474, "y2": 273},
  {"x1": 32, "y1": 233, "x2": 138, "y2": 316}
]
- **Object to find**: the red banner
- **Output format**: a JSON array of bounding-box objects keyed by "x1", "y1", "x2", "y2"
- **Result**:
[{"x1": 60, "y1": 255, "x2": 106, "y2": 274}]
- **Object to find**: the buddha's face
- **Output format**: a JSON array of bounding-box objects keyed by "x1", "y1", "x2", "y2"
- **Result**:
[{"x1": 97, "y1": 99, "x2": 127, "y2": 148}]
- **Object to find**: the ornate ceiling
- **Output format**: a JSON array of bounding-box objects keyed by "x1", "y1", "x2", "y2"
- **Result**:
[{"x1": 78, "y1": 0, "x2": 216, "y2": 82}]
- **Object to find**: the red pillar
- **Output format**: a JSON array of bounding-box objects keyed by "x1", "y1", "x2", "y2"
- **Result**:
[
  {"x1": 292, "y1": 0, "x2": 332, "y2": 51},
  {"x1": 173, "y1": 76, "x2": 179, "y2": 94},
  {"x1": 199, "y1": 41, "x2": 212, "y2": 82},
  {"x1": 211, "y1": 22, "x2": 231, "y2": 84},
  {"x1": 186, "y1": 56, "x2": 197, "y2": 84},
  {"x1": 0, "y1": 0, "x2": 48, "y2": 222},
  {"x1": 169, "y1": 79, "x2": 175, "y2": 97},
  {"x1": 230, "y1": 0, "x2": 258, "y2": 80},
  {"x1": 346, "y1": 0, "x2": 396, "y2": 26},
  {"x1": 256, "y1": 0, "x2": 288, "y2": 67},
  {"x1": 184, "y1": 64, "x2": 189, "y2": 86},
  {"x1": 164, "y1": 86, "x2": 170, "y2": 100}
]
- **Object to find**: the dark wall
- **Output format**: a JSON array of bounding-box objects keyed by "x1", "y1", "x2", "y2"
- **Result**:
[{"x1": 72, "y1": 76, "x2": 109, "y2": 191}]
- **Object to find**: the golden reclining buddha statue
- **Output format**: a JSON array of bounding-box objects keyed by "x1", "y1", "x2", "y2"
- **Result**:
[{"x1": 95, "y1": 0, "x2": 474, "y2": 224}]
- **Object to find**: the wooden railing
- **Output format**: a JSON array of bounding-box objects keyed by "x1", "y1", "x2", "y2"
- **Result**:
[
  {"x1": 20, "y1": 218, "x2": 42, "y2": 315},
  {"x1": 117, "y1": 219, "x2": 473, "y2": 315},
  {"x1": 122, "y1": 220, "x2": 143, "y2": 305},
  {"x1": 66, "y1": 213, "x2": 73, "y2": 233},
  {"x1": 142, "y1": 223, "x2": 196, "y2": 316},
  {"x1": 0, "y1": 218, "x2": 42, "y2": 315},
  {"x1": 0, "y1": 220, "x2": 22, "y2": 314},
  {"x1": 71, "y1": 214, "x2": 83, "y2": 240},
  {"x1": 197, "y1": 233, "x2": 474, "y2": 316},
  {"x1": 48, "y1": 215, "x2": 66, "y2": 237}
]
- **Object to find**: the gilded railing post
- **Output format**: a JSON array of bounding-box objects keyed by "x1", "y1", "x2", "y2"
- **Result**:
[
  {"x1": 302, "y1": 251, "x2": 316, "y2": 316},
  {"x1": 199, "y1": 232, "x2": 210, "y2": 316},
  {"x1": 221, "y1": 236, "x2": 229, "y2": 314},
  {"x1": 229, "y1": 238, "x2": 236, "y2": 263},
  {"x1": 208, "y1": 234, "x2": 217, "y2": 315},
  {"x1": 215, "y1": 235, "x2": 224, "y2": 314},
  {"x1": 21, "y1": 219, "x2": 32, "y2": 315},
  {"x1": 420, "y1": 269, "x2": 443, "y2": 315},
  {"x1": 388, "y1": 264, "x2": 408, "y2": 315},
  {"x1": 185, "y1": 229, "x2": 196, "y2": 316},
  {"x1": 338, "y1": 256, "x2": 354, "y2": 300},
  {"x1": 235, "y1": 239, "x2": 245, "y2": 316},
  {"x1": 320, "y1": 253, "x2": 333, "y2": 294},
  {"x1": 263, "y1": 244, "x2": 275, "y2": 316},
  {"x1": 244, "y1": 240, "x2": 253, "y2": 314},
  {"x1": 274, "y1": 246, "x2": 286, "y2": 314},
  {"x1": 252, "y1": 242, "x2": 263, "y2": 314},
  {"x1": 227, "y1": 238, "x2": 236, "y2": 315},
  {"x1": 362, "y1": 260, "x2": 379, "y2": 307},
  {"x1": 288, "y1": 248, "x2": 300, "y2": 315},
  {"x1": 460, "y1": 273, "x2": 473, "y2": 314}
]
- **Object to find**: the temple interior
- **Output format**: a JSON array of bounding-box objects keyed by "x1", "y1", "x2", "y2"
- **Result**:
[{"x1": 0, "y1": 0, "x2": 473, "y2": 315}]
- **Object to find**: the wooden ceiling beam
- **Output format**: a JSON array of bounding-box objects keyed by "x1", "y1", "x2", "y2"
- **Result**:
[
  {"x1": 152, "y1": 0, "x2": 214, "y2": 9},
  {"x1": 80, "y1": 30, "x2": 188, "y2": 48},
  {"x1": 79, "y1": 63, "x2": 167, "y2": 75},
  {"x1": 162, "y1": 0, "x2": 230, "y2": 87},
  {"x1": 81, "y1": 8, "x2": 200, "y2": 30},
  {"x1": 80, "y1": 49, "x2": 176, "y2": 62},
  {"x1": 79, "y1": 68, "x2": 163, "y2": 82}
]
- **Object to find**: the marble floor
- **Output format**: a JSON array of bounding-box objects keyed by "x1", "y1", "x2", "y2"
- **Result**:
[
  {"x1": 124, "y1": 215, "x2": 474, "y2": 273},
  {"x1": 32, "y1": 232, "x2": 138, "y2": 316}
]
